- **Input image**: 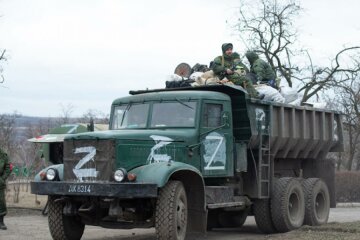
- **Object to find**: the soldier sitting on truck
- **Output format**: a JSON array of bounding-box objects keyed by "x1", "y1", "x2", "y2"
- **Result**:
[
  {"x1": 212, "y1": 43, "x2": 262, "y2": 99},
  {"x1": 245, "y1": 50, "x2": 277, "y2": 88}
]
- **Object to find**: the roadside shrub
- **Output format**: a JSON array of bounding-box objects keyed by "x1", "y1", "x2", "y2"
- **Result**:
[{"x1": 336, "y1": 171, "x2": 360, "y2": 202}]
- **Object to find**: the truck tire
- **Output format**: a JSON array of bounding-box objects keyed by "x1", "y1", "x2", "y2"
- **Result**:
[
  {"x1": 303, "y1": 178, "x2": 330, "y2": 226},
  {"x1": 48, "y1": 196, "x2": 85, "y2": 240},
  {"x1": 271, "y1": 178, "x2": 305, "y2": 232},
  {"x1": 218, "y1": 210, "x2": 248, "y2": 228},
  {"x1": 155, "y1": 181, "x2": 188, "y2": 240},
  {"x1": 253, "y1": 199, "x2": 277, "y2": 233}
]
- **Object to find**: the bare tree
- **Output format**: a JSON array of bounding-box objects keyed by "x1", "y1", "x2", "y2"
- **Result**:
[
  {"x1": 298, "y1": 47, "x2": 360, "y2": 103},
  {"x1": 79, "y1": 109, "x2": 109, "y2": 125},
  {"x1": 57, "y1": 103, "x2": 75, "y2": 125},
  {"x1": 234, "y1": 0, "x2": 360, "y2": 103},
  {"x1": 340, "y1": 77, "x2": 360, "y2": 171},
  {"x1": 235, "y1": 0, "x2": 301, "y2": 87},
  {"x1": 325, "y1": 74, "x2": 360, "y2": 171},
  {"x1": 15, "y1": 122, "x2": 46, "y2": 177},
  {"x1": 0, "y1": 112, "x2": 20, "y2": 157},
  {"x1": 0, "y1": 49, "x2": 6, "y2": 84}
]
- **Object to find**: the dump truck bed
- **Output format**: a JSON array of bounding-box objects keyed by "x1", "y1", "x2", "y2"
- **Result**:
[{"x1": 246, "y1": 99, "x2": 343, "y2": 159}]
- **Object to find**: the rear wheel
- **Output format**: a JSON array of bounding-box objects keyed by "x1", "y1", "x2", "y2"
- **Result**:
[
  {"x1": 303, "y1": 178, "x2": 330, "y2": 226},
  {"x1": 48, "y1": 196, "x2": 85, "y2": 240},
  {"x1": 155, "y1": 181, "x2": 188, "y2": 240},
  {"x1": 271, "y1": 178, "x2": 305, "y2": 232}
]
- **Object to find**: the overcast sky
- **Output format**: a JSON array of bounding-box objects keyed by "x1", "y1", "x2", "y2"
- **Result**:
[{"x1": 0, "y1": 0, "x2": 359, "y2": 117}]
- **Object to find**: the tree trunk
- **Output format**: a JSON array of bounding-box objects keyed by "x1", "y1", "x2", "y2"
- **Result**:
[
  {"x1": 337, "y1": 152, "x2": 342, "y2": 171},
  {"x1": 347, "y1": 127, "x2": 355, "y2": 171}
]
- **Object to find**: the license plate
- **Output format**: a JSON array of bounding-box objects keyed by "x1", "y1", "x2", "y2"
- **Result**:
[{"x1": 68, "y1": 184, "x2": 91, "y2": 193}]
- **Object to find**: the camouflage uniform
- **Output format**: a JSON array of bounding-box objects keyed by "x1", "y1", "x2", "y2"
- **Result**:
[
  {"x1": 0, "y1": 148, "x2": 10, "y2": 230},
  {"x1": 212, "y1": 43, "x2": 259, "y2": 98},
  {"x1": 245, "y1": 51, "x2": 276, "y2": 88}
]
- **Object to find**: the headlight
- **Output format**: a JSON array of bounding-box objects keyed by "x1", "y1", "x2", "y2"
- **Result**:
[
  {"x1": 46, "y1": 168, "x2": 57, "y2": 181},
  {"x1": 114, "y1": 168, "x2": 127, "y2": 182}
]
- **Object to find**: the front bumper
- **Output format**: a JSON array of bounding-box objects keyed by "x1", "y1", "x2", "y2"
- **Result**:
[{"x1": 31, "y1": 181, "x2": 158, "y2": 198}]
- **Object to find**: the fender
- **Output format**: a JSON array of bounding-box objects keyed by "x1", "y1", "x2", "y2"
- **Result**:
[
  {"x1": 34, "y1": 164, "x2": 64, "y2": 181},
  {"x1": 130, "y1": 161, "x2": 202, "y2": 188}
]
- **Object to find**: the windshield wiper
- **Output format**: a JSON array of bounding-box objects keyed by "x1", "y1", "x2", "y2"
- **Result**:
[
  {"x1": 175, "y1": 98, "x2": 194, "y2": 110},
  {"x1": 120, "y1": 103, "x2": 132, "y2": 126}
]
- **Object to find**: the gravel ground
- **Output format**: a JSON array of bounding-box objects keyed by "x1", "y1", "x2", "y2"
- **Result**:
[
  {"x1": 4, "y1": 188, "x2": 360, "y2": 239},
  {"x1": 2, "y1": 207, "x2": 360, "y2": 240}
]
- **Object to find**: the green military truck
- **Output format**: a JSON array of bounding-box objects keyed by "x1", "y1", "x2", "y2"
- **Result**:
[{"x1": 31, "y1": 85, "x2": 343, "y2": 240}]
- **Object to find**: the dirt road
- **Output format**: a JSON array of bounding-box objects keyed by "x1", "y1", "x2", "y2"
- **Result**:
[{"x1": 1, "y1": 207, "x2": 360, "y2": 240}]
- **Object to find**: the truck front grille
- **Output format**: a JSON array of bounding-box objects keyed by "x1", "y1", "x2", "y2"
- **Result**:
[{"x1": 63, "y1": 139, "x2": 115, "y2": 182}]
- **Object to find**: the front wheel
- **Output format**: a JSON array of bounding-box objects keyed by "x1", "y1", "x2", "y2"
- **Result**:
[
  {"x1": 155, "y1": 181, "x2": 188, "y2": 240},
  {"x1": 48, "y1": 196, "x2": 85, "y2": 240}
]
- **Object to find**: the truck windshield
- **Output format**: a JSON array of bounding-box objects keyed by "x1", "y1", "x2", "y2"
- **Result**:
[
  {"x1": 150, "y1": 101, "x2": 197, "y2": 127},
  {"x1": 112, "y1": 104, "x2": 149, "y2": 129},
  {"x1": 112, "y1": 101, "x2": 197, "y2": 129}
]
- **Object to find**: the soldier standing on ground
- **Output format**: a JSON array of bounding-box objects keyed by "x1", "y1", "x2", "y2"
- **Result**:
[
  {"x1": 0, "y1": 147, "x2": 11, "y2": 230},
  {"x1": 245, "y1": 51, "x2": 277, "y2": 88},
  {"x1": 212, "y1": 43, "x2": 261, "y2": 98}
]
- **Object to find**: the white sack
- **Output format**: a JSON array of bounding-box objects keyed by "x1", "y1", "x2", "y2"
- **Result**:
[
  {"x1": 166, "y1": 74, "x2": 183, "y2": 82},
  {"x1": 288, "y1": 97, "x2": 302, "y2": 106},
  {"x1": 189, "y1": 72, "x2": 203, "y2": 80},
  {"x1": 255, "y1": 85, "x2": 285, "y2": 103},
  {"x1": 192, "y1": 70, "x2": 220, "y2": 86},
  {"x1": 280, "y1": 86, "x2": 299, "y2": 103}
]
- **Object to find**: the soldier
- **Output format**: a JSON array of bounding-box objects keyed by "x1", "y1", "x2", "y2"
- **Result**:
[
  {"x1": 0, "y1": 147, "x2": 11, "y2": 230},
  {"x1": 212, "y1": 43, "x2": 262, "y2": 98},
  {"x1": 245, "y1": 51, "x2": 276, "y2": 88}
]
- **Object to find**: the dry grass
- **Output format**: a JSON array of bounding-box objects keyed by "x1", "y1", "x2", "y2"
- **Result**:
[
  {"x1": 5, "y1": 182, "x2": 47, "y2": 209},
  {"x1": 270, "y1": 222, "x2": 360, "y2": 240}
]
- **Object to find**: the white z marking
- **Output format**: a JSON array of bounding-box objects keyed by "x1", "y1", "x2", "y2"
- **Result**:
[
  {"x1": 147, "y1": 135, "x2": 174, "y2": 164},
  {"x1": 73, "y1": 146, "x2": 98, "y2": 182},
  {"x1": 204, "y1": 135, "x2": 225, "y2": 170}
]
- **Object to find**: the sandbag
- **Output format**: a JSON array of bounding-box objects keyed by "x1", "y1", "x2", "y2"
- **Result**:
[
  {"x1": 255, "y1": 85, "x2": 285, "y2": 103},
  {"x1": 280, "y1": 86, "x2": 298, "y2": 103},
  {"x1": 189, "y1": 72, "x2": 203, "y2": 81},
  {"x1": 288, "y1": 97, "x2": 302, "y2": 106},
  {"x1": 166, "y1": 74, "x2": 183, "y2": 82},
  {"x1": 191, "y1": 70, "x2": 220, "y2": 86}
]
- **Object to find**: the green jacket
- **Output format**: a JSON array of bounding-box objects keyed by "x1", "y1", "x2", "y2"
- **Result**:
[
  {"x1": 0, "y1": 149, "x2": 10, "y2": 189},
  {"x1": 245, "y1": 51, "x2": 275, "y2": 82},
  {"x1": 212, "y1": 43, "x2": 249, "y2": 78}
]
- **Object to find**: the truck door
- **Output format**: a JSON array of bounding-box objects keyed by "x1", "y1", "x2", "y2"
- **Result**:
[{"x1": 200, "y1": 100, "x2": 233, "y2": 177}]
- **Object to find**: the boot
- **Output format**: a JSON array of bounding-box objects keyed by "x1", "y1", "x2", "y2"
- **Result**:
[{"x1": 0, "y1": 215, "x2": 7, "y2": 230}]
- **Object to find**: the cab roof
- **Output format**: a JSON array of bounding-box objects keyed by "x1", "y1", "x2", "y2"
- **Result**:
[{"x1": 112, "y1": 85, "x2": 246, "y2": 105}]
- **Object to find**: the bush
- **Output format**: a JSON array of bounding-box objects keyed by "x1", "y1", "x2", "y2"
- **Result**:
[{"x1": 336, "y1": 171, "x2": 360, "y2": 203}]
